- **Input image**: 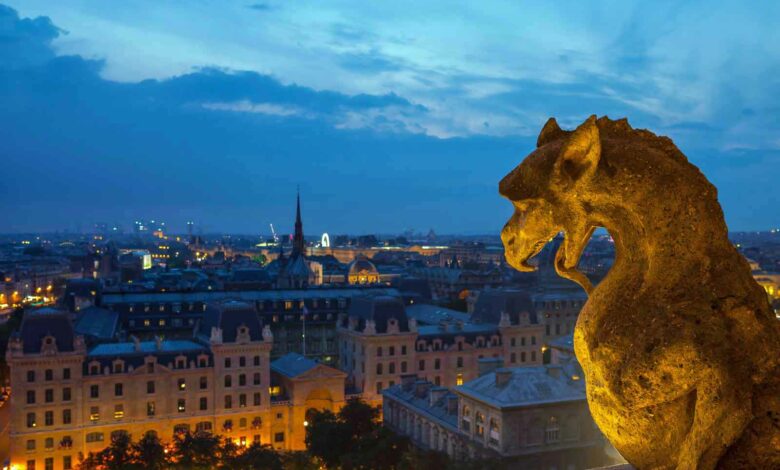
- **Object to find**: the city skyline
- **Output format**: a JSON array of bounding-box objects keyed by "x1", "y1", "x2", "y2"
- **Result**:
[{"x1": 2, "y1": 2, "x2": 779, "y2": 234}]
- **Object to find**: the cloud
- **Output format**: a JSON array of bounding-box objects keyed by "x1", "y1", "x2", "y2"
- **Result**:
[
  {"x1": 246, "y1": 3, "x2": 271, "y2": 11},
  {"x1": 202, "y1": 100, "x2": 307, "y2": 117}
]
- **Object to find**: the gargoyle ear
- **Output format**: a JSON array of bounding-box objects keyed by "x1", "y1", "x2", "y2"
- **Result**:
[
  {"x1": 537, "y1": 118, "x2": 566, "y2": 147},
  {"x1": 555, "y1": 115, "x2": 601, "y2": 183}
]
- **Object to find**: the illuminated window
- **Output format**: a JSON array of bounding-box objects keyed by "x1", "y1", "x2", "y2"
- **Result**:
[
  {"x1": 90, "y1": 407, "x2": 100, "y2": 422},
  {"x1": 178, "y1": 378, "x2": 186, "y2": 390},
  {"x1": 147, "y1": 402, "x2": 155, "y2": 416},
  {"x1": 114, "y1": 405, "x2": 124, "y2": 419},
  {"x1": 456, "y1": 373, "x2": 464, "y2": 386},
  {"x1": 178, "y1": 399, "x2": 186, "y2": 413}
]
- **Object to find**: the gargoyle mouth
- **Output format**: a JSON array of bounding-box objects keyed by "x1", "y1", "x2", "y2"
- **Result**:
[{"x1": 512, "y1": 239, "x2": 549, "y2": 272}]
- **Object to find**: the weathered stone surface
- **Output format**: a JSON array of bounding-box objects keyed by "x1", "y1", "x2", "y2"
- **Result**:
[{"x1": 499, "y1": 116, "x2": 780, "y2": 470}]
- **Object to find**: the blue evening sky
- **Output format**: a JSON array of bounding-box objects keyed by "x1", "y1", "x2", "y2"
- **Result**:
[{"x1": 1, "y1": 1, "x2": 778, "y2": 235}]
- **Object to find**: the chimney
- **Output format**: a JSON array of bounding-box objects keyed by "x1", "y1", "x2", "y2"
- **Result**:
[
  {"x1": 495, "y1": 368, "x2": 512, "y2": 387},
  {"x1": 438, "y1": 321, "x2": 449, "y2": 332},
  {"x1": 446, "y1": 395, "x2": 459, "y2": 415},
  {"x1": 131, "y1": 335, "x2": 141, "y2": 352},
  {"x1": 400, "y1": 374, "x2": 417, "y2": 391},
  {"x1": 414, "y1": 380, "x2": 430, "y2": 399},
  {"x1": 155, "y1": 336, "x2": 163, "y2": 351},
  {"x1": 455, "y1": 320, "x2": 464, "y2": 331},
  {"x1": 429, "y1": 386, "x2": 447, "y2": 407},
  {"x1": 478, "y1": 357, "x2": 504, "y2": 377}
]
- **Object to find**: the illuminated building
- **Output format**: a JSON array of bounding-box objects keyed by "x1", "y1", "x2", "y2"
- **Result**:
[
  {"x1": 345, "y1": 256, "x2": 380, "y2": 285},
  {"x1": 383, "y1": 364, "x2": 608, "y2": 467},
  {"x1": 5, "y1": 302, "x2": 347, "y2": 469},
  {"x1": 338, "y1": 296, "x2": 545, "y2": 404}
]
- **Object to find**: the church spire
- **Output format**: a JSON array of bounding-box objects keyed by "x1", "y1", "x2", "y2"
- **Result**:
[{"x1": 292, "y1": 188, "x2": 305, "y2": 256}]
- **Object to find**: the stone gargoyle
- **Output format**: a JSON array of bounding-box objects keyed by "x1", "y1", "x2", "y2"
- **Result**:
[{"x1": 499, "y1": 115, "x2": 780, "y2": 469}]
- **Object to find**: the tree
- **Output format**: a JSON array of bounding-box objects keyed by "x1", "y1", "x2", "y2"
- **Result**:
[
  {"x1": 171, "y1": 431, "x2": 222, "y2": 469},
  {"x1": 339, "y1": 397, "x2": 380, "y2": 437},
  {"x1": 227, "y1": 443, "x2": 284, "y2": 470},
  {"x1": 133, "y1": 432, "x2": 168, "y2": 470},
  {"x1": 282, "y1": 452, "x2": 319, "y2": 470},
  {"x1": 305, "y1": 409, "x2": 351, "y2": 468}
]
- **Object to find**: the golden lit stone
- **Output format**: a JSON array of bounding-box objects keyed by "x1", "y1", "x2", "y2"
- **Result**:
[{"x1": 500, "y1": 116, "x2": 780, "y2": 469}]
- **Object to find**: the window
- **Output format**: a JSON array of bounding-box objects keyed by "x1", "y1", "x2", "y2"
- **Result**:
[
  {"x1": 63, "y1": 387, "x2": 71, "y2": 401},
  {"x1": 240, "y1": 417, "x2": 247, "y2": 428},
  {"x1": 147, "y1": 362, "x2": 155, "y2": 373},
  {"x1": 253, "y1": 355, "x2": 260, "y2": 366},
  {"x1": 27, "y1": 370, "x2": 35, "y2": 382},
  {"x1": 377, "y1": 347, "x2": 383, "y2": 357},
  {"x1": 456, "y1": 373, "x2": 464, "y2": 386},
  {"x1": 200, "y1": 377, "x2": 208, "y2": 389},
  {"x1": 389, "y1": 346, "x2": 395, "y2": 356},
  {"x1": 174, "y1": 424, "x2": 190, "y2": 435},
  {"x1": 147, "y1": 402, "x2": 155, "y2": 416},
  {"x1": 45, "y1": 458, "x2": 53, "y2": 470},
  {"x1": 178, "y1": 399, "x2": 186, "y2": 413},
  {"x1": 376, "y1": 363, "x2": 383, "y2": 375},
  {"x1": 89, "y1": 407, "x2": 100, "y2": 422},
  {"x1": 531, "y1": 336, "x2": 536, "y2": 345},
  {"x1": 253, "y1": 393, "x2": 261, "y2": 406},
  {"x1": 26, "y1": 390, "x2": 35, "y2": 404},
  {"x1": 45, "y1": 437, "x2": 54, "y2": 449},
  {"x1": 239, "y1": 394, "x2": 247, "y2": 408},
  {"x1": 434, "y1": 359, "x2": 441, "y2": 370},
  {"x1": 545, "y1": 417, "x2": 560, "y2": 443},
  {"x1": 63, "y1": 456, "x2": 72, "y2": 470},
  {"x1": 239, "y1": 374, "x2": 246, "y2": 386},
  {"x1": 196, "y1": 421, "x2": 212, "y2": 432},
  {"x1": 86, "y1": 432, "x2": 104, "y2": 443},
  {"x1": 26, "y1": 460, "x2": 34, "y2": 470},
  {"x1": 418, "y1": 360, "x2": 425, "y2": 371},
  {"x1": 113, "y1": 363, "x2": 123, "y2": 373},
  {"x1": 45, "y1": 411, "x2": 53, "y2": 426},
  {"x1": 489, "y1": 418, "x2": 500, "y2": 446},
  {"x1": 200, "y1": 397, "x2": 208, "y2": 411},
  {"x1": 401, "y1": 345, "x2": 407, "y2": 355},
  {"x1": 510, "y1": 353, "x2": 516, "y2": 363},
  {"x1": 461, "y1": 405, "x2": 471, "y2": 432},
  {"x1": 511, "y1": 338, "x2": 516, "y2": 347},
  {"x1": 225, "y1": 358, "x2": 232, "y2": 368},
  {"x1": 45, "y1": 369, "x2": 53, "y2": 381},
  {"x1": 147, "y1": 381, "x2": 155, "y2": 394},
  {"x1": 26, "y1": 439, "x2": 35, "y2": 450},
  {"x1": 223, "y1": 419, "x2": 233, "y2": 431},
  {"x1": 475, "y1": 412, "x2": 485, "y2": 437},
  {"x1": 376, "y1": 382, "x2": 383, "y2": 394},
  {"x1": 239, "y1": 356, "x2": 246, "y2": 367},
  {"x1": 389, "y1": 363, "x2": 396, "y2": 374},
  {"x1": 60, "y1": 436, "x2": 73, "y2": 448},
  {"x1": 274, "y1": 432, "x2": 284, "y2": 443},
  {"x1": 401, "y1": 362, "x2": 407, "y2": 373},
  {"x1": 225, "y1": 395, "x2": 233, "y2": 409},
  {"x1": 115, "y1": 383, "x2": 123, "y2": 397},
  {"x1": 113, "y1": 404, "x2": 124, "y2": 419},
  {"x1": 63, "y1": 409, "x2": 71, "y2": 424},
  {"x1": 63, "y1": 368, "x2": 71, "y2": 380},
  {"x1": 457, "y1": 357, "x2": 464, "y2": 368},
  {"x1": 178, "y1": 378, "x2": 186, "y2": 390},
  {"x1": 531, "y1": 351, "x2": 537, "y2": 362},
  {"x1": 90, "y1": 365, "x2": 99, "y2": 375},
  {"x1": 253, "y1": 373, "x2": 261, "y2": 385},
  {"x1": 90, "y1": 385, "x2": 99, "y2": 398},
  {"x1": 521, "y1": 351, "x2": 527, "y2": 362}
]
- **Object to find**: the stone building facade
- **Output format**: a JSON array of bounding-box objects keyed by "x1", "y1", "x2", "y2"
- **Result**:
[
  {"x1": 6, "y1": 302, "x2": 347, "y2": 470},
  {"x1": 383, "y1": 363, "x2": 610, "y2": 469},
  {"x1": 338, "y1": 297, "x2": 545, "y2": 404}
]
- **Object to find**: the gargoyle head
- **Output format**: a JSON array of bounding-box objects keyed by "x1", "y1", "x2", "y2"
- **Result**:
[{"x1": 500, "y1": 115, "x2": 603, "y2": 293}]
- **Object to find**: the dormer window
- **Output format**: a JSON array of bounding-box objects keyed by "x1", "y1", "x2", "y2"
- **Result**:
[{"x1": 239, "y1": 326, "x2": 248, "y2": 336}]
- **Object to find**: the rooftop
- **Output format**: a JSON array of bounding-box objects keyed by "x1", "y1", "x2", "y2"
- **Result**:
[
  {"x1": 271, "y1": 352, "x2": 319, "y2": 378},
  {"x1": 456, "y1": 365, "x2": 585, "y2": 409},
  {"x1": 88, "y1": 339, "x2": 205, "y2": 356},
  {"x1": 405, "y1": 303, "x2": 470, "y2": 325}
]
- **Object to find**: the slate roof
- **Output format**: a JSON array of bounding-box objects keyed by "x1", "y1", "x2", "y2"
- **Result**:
[
  {"x1": 548, "y1": 333, "x2": 575, "y2": 353},
  {"x1": 18, "y1": 308, "x2": 75, "y2": 354},
  {"x1": 382, "y1": 383, "x2": 459, "y2": 431},
  {"x1": 346, "y1": 295, "x2": 409, "y2": 333},
  {"x1": 271, "y1": 352, "x2": 319, "y2": 378},
  {"x1": 472, "y1": 288, "x2": 538, "y2": 325},
  {"x1": 405, "y1": 304, "x2": 470, "y2": 325},
  {"x1": 101, "y1": 287, "x2": 399, "y2": 304},
  {"x1": 74, "y1": 306, "x2": 119, "y2": 341},
  {"x1": 456, "y1": 366, "x2": 585, "y2": 409},
  {"x1": 197, "y1": 300, "x2": 263, "y2": 343},
  {"x1": 89, "y1": 339, "x2": 205, "y2": 356}
]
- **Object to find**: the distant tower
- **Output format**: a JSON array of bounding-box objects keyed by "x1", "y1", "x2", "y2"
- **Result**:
[
  {"x1": 292, "y1": 190, "x2": 305, "y2": 256},
  {"x1": 187, "y1": 221, "x2": 194, "y2": 238}
]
